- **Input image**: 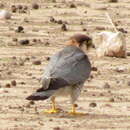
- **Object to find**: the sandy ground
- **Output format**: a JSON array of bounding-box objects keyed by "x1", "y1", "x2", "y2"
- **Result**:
[{"x1": 0, "y1": 0, "x2": 130, "y2": 129}]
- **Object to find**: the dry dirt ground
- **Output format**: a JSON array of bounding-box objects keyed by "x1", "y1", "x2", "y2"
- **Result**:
[{"x1": 0, "y1": 0, "x2": 130, "y2": 130}]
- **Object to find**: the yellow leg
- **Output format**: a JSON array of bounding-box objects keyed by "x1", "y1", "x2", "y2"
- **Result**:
[
  {"x1": 44, "y1": 97, "x2": 60, "y2": 114},
  {"x1": 69, "y1": 104, "x2": 85, "y2": 115}
]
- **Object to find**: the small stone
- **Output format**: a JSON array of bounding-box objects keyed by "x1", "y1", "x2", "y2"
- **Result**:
[
  {"x1": 32, "y1": 39, "x2": 37, "y2": 43},
  {"x1": 82, "y1": 28, "x2": 87, "y2": 31},
  {"x1": 19, "y1": 61, "x2": 24, "y2": 66},
  {"x1": 29, "y1": 101, "x2": 35, "y2": 105},
  {"x1": 109, "y1": 0, "x2": 118, "y2": 2},
  {"x1": 92, "y1": 66, "x2": 98, "y2": 71},
  {"x1": 19, "y1": 39, "x2": 29, "y2": 45},
  {"x1": 61, "y1": 24, "x2": 67, "y2": 31},
  {"x1": 45, "y1": 57, "x2": 50, "y2": 61},
  {"x1": 109, "y1": 98, "x2": 115, "y2": 102},
  {"x1": 20, "y1": 82, "x2": 26, "y2": 85},
  {"x1": 89, "y1": 102, "x2": 97, "y2": 107},
  {"x1": 103, "y1": 82, "x2": 111, "y2": 89},
  {"x1": 11, "y1": 5, "x2": 17, "y2": 13},
  {"x1": 32, "y1": 60, "x2": 41, "y2": 65},
  {"x1": 50, "y1": 16, "x2": 56, "y2": 23},
  {"x1": 127, "y1": 52, "x2": 130, "y2": 56},
  {"x1": 5, "y1": 83, "x2": 11, "y2": 88},
  {"x1": 0, "y1": 3, "x2": 4, "y2": 8},
  {"x1": 15, "y1": 26, "x2": 24, "y2": 33},
  {"x1": 127, "y1": 81, "x2": 130, "y2": 86},
  {"x1": 49, "y1": 119, "x2": 53, "y2": 121},
  {"x1": 44, "y1": 41, "x2": 50, "y2": 46},
  {"x1": 118, "y1": 28, "x2": 127, "y2": 33},
  {"x1": 53, "y1": 127, "x2": 61, "y2": 130},
  {"x1": 95, "y1": 27, "x2": 105, "y2": 30},
  {"x1": 57, "y1": 20, "x2": 63, "y2": 24},
  {"x1": 17, "y1": 5, "x2": 23, "y2": 10},
  {"x1": 12, "y1": 38, "x2": 18, "y2": 42},
  {"x1": 115, "y1": 67, "x2": 126, "y2": 73},
  {"x1": 32, "y1": 3, "x2": 39, "y2": 9},
  {"x1": 69, "y1": 3, "x2": 76, "y2": 8},
  {"x1": 11, "y1": 80, "x2": 16, "y2": 86},
  {"x1": 23, "y1": 5, "x2": 28, "y2": 10}
]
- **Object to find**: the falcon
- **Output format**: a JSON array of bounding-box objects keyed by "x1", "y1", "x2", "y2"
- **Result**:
[{"x1": 26, "y1": 34, "x2": 93, "y2": 115}]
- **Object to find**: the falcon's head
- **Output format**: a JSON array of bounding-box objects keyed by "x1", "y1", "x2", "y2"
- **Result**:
[{"x1": 66, "y1": 34, "x2": 94, "y2": 50}]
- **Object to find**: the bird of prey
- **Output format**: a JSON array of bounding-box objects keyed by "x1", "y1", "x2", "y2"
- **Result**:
[{"x1": 26, "y1": 34, "x2": 92, "y2": 115}]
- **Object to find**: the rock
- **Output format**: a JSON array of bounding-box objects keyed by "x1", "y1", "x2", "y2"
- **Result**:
[
  {"x1": 96, "y1": 27, "x2": 105, "y2": 30},
  {"x1": 127, "y1": 81, "x2": 130, "y2": 86},
  {"x1": 118, "y1": 28, "x2": 127, "y2": 33},
  {"x1": 0, "y1": 10, "x2": 11, "y2": 19},
  {"x1": 109, "y1": 0, "x2": 118, "y2": 2},
  {"x1": 82, "y1": 28, "x2": 87, "y2": 31},
  {"x1": 89, "y1": 102, "x2": 97, "y2": 107},
  {"x1": 20, "y1": 81, "x2": 26, "y2": 85},
  {"x1": 53, "y1": 127, "x2": 61, "y2": 130},
  {"x1": 61, "y1": 24, "x2": 67, "y2": 31},
  {"x1": 32, "y1": 39, "x2": 37, "y2": 43},
  {"x1": 17, "y1": 5, "x2": 23, "y2": 10},
  {"x1": 19, "y1": 39, "x2": 29, "y2": 45},
  {"x1": 15, "y1": 26, "x2": 24, "y2": 33},
  {"x1": 0, "y1": 3, "x2": 4, "y2": 8},
  {"x1": 69, "y1": 3, "x2": 76, "y2": 8},
  {"x1": 115, "y1": 67, "x2": 126, "y2": 73},
  {"x1": 109, "y1": 98, "x2": 115, "y2": 102},
  {"x1": 57, "y1": 20, "x2": 63, "y2": 24},
  {"x1": 5, "y1": 83, "x2": 11, "y2": 88},
  {"x1": 127, "y1": 52, "x2": 130, "y2": 56},
  {"x1": 45, "y1": 57, "x2": 50, "y2": 61},
  {"x1": 11, "y1": 5, "x2": 17, "y2": 13},
  {"x1": 50, "y1": 16, "x2": 56, "y2": 23},
  {"x1": 23, "y1": 5, "x2": 28, "y2": 10},
  {"x1": 103, "y1": 82, "x2": 111, "y2": 89},
  {"x1": 12, "y1": 38, "x2": 18, "y2": 42},
  {"x1": 92, "y1": 66, "x2": 98, "y2": 71},
  {"x1": 29, "y1": 101, "x2": 35, "y2": 105},
  {"x1": 32, "y1": 60, "x2": 41, "y2": 65},
  {"x1": 11, "y1": 80, "x2": 16, "y2": 86},
  {"x1": 32, "y1": 3, "x2": 39, "y2": 9}
]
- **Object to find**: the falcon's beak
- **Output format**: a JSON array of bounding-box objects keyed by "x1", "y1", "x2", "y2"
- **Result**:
[{"x1": 85, "y1": 39, "x2": 95, "y2": 50}]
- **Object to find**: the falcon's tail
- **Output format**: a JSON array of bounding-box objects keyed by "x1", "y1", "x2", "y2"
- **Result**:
[
  {"x1": 26, "y1": 78, "x2": 68, "y2": 101},
  {"x1": 26, "y1": 89, "x2": 55, "y2": 101}
]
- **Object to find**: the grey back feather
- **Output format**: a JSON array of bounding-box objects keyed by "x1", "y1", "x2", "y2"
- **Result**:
[{"x1": 42, "y1": 45, "x2": 91, "y2": 89}]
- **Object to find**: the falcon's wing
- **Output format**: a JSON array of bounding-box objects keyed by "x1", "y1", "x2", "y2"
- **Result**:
[{"x1": 42, "y1": 46, "x2": 91, "y2": 90}]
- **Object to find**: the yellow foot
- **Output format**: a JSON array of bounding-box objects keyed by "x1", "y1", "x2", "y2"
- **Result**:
[
  {"x1": 69, "y1": 111, "x2": 86, "y2": 116},
  {"x1": 44, "y1": 108, "x2": 61, "y2": 114}
]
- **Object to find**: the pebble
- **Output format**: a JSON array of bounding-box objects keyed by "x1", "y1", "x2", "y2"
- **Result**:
[
  {"x1": 109, "y1": 98, "x2": 115, "y2": 102},
  {"x1": 103, "y1": 82, "x2": 111, "y2": 89},
  {"x1": 92, "y1": 66, "x2": 98, "y2": 71},
  {"x1": 32, "y1": 3, "x2": 39, "y2": 9},
  {"x1": 61, "y1": 24, "x2": 67, "y2": 31},
  {"x1": 19, "y1": 39, "x2": 29, "y2": 45},
  {"x1": 69, "y1": 3, "x2": 76, "y2": 8},
  {"x1": 32, "y1": 60, "x2": 41, "y2": 65},
  {"x1": 5, "y1": 83, "x2": 11, "y2": 88},
  {"x1": 53, "y1": 127, "x2": 61, "y2": 130},
  {"x1": 89, "y1": 102, "x2": 97, "y2": 107},
  {"x1": 45, "y1": 57, "x2": 50, "y2": 61},
  {"x1": 11, "y1": 80, "x2": 17, "y2": 86},
  {"x1": 15, "y1": 26, "x2": 24, "y2": 33}
]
